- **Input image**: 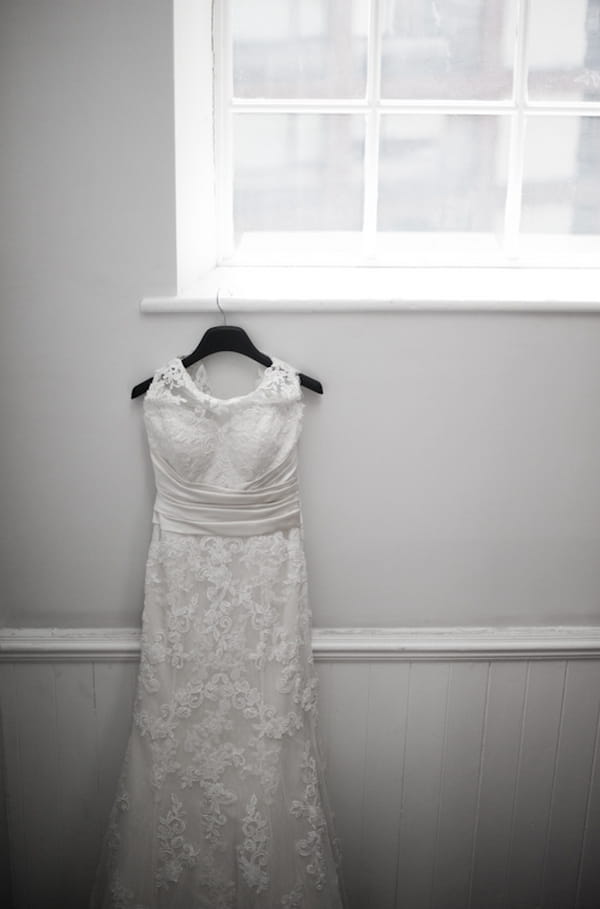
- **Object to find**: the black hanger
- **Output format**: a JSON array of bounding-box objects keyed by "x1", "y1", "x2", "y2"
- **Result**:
[{"x1": 130, "y1": 297, "x2": 323, "y2": 399}]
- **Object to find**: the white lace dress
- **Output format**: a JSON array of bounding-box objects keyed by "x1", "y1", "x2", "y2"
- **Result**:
[{"x1": 89, "y1": 356, "x2": 347, "y2": 909}]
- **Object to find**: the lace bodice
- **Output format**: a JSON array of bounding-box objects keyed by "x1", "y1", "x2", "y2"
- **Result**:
[{"x1": 143, "y1": 357, "x2": 304, "y2": 489}]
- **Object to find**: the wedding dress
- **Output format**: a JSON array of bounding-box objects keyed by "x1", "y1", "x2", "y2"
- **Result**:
[{"x1": 89, "y1": 356, "x2": 347, "y2": 909}]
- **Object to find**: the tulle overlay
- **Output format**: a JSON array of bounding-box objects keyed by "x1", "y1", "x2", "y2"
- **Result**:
[{"x1": 89, "y1": 357, "x2": 347, "y2": 908}]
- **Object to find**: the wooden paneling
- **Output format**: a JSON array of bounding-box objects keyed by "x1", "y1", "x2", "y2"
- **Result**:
[
  {"x1": 1, "y1": 658, "x2": 600, "y2": 909},
  {"x1": 576, "y1": 696, "x2": 600, "y2": 909},
  {"x1": 13, "y1": 663, "x2": 61, "y2": 908},
  {"x1": 430, "y1": 662, "x2": 489, "y2": 909},
  {"x1": 360, "y1": 662, "x2": 410, "y2": 908},
  {"x1": 320, "y1": 662, "x2": 371, "y2": 905},
  {"x1": 468, "y1": 661, "x2": 530, "y2": 908},
  {"x1": 506, "y1": 661, "x2": 567, "y2": 908},
  {"x1": 395, "y1": 662, "x2": 450, "y2": 909},
  {"x1": 0, "y1": 662, "x2": 138, "y2": 909},
  {"x1": 541, "y1": 662, "x2": 600, "y2": 909}
]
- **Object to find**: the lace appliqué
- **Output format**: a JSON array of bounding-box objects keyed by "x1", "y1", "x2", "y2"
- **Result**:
[
  {"x1": 146, "y1": 355, "x2": 302, "y2": 408},
  {"x1": 259, "y1": 359, "x2": 301, "y2": 402},
  {"x1": 147, "y1": 359, "x2": 188, "y2": 405},
  {"x1": 121, "y1": 526, "x2": 329, "y2": 897},
  {"x1": 281, "y1": 879, "x2": 305, "y2": 908},
  {"x1": 236, "y1": 793, "x2": 271, "y2": 893},
  {"x1": 156, "y1": 793, "x2": 201, "y2": 888},
  {"x1": 134, "y1": 528, "x2": 314, "y2": 801},
  {"x1": 290, "y1": 742, "x2": 328, "y2": 891},
  {"x1": 108, "y1": 878, "x2": 147, "y2": 909}
]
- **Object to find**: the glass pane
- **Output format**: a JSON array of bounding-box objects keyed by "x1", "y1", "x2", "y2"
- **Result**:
[
  {"x1": 233, "y1": 114, "x2": 365, "y2": 244},
  {"x1": 380, "y1": 0, "x2": 518, "y2": 99},
  {"x1": 232, "y1": 0, "x2": 369, "y2": 98},
  {"x1": 521, "y1": 116, "x2": 600, "y2": 236},
  {"x1": 528, "y1": 0, "x2": 600, "y2": 102},
  {"x1": 377, "y1": 115, "x2": 509, "y2": 233}
]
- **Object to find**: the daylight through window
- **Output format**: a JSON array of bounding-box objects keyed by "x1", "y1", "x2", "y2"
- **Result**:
[{"x1": 212, "y1": 0, "x2": 600, "y2": 268}]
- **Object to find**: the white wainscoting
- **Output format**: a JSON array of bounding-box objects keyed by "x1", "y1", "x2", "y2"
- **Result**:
[{"x1": 1, "y1": 628, "x2": 600, "y2": 909}]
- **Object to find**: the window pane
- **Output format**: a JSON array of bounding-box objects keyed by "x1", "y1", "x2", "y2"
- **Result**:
[
  {"x1": 380, "y1": 0, "x2": 517, "y2": 100},
  {"x1": 528, "y1": 0, "x2": 600, "y2": 102},
  {"x1": 377, "y1": 115, "x2": 509, "y2": 234},
  {"x1": 232, "y1": 0, "x2": 369, "y2": 98},
  {"x1": 521, "y1": 116, "x2": 600, "y2": 238},
  {"x1": 233, "y1": 114, "x2": 365, "y2": 244}
]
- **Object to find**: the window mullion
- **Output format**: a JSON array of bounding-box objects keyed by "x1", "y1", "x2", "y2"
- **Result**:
[
  {"x1": 362, "y1": 0, "x2": 383, "y2": 260},
  {"x1": 503, "y1": 0, "x2": 531, "y2": 260},
  {"x1": 214, "y1": 0, "x2": 234, "y2": 264}
]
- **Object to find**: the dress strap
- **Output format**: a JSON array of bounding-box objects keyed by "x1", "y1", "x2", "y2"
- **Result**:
[{"x1": 262, "y1": 357, "x2": 302, "y2": 401}]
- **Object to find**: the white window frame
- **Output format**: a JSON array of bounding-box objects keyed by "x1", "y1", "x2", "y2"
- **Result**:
[{"x1": 141, "y1": 0, "x2": 600, "y2": 313}]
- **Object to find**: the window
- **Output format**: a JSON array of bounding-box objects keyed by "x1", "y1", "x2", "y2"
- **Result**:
[{"x1": 148, "y1": 0, "x2": 600, "y2": 310}]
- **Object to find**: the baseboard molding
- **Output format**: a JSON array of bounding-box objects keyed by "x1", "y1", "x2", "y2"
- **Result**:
[{"x1": 1, "y1": 626, "x2": 599, "y2": 662}]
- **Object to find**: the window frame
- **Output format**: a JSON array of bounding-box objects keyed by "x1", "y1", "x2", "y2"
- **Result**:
[{"x1": 142, "y1": 0, "x2": 600, "y2": 313}]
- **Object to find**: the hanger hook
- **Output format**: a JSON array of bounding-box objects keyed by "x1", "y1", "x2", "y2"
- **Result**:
[{"x1": 216, "y1": 289, "x2": 227, "y2": 326}]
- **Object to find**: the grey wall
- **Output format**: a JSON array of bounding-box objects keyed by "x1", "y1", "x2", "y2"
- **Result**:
[{"x1": 2, "y1": 0, "x2": 600, "y2": 633}]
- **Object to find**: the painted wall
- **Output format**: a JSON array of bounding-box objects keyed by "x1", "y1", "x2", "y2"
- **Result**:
[{"x1": 2, "y1": 0, "x2": 600, "y2": 632}]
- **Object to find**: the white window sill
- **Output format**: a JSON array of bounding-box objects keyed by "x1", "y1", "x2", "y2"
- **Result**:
[{"x1": 141, "y1": 266, "x2": 600, "y2": 313}]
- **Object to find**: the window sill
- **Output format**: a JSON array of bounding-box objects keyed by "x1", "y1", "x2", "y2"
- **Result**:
[{"x1": 141, "y1": 266, "x2": 600, "y2": 313}]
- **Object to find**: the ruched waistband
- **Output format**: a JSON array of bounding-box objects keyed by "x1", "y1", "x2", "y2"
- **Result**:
[{"x1": 152, "y1": 478, "x2": 301, "y2": 536}]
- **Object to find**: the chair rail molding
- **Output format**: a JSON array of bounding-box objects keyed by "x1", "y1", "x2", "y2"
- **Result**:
[{"x1": 1, "y1": 626, "x2": 600, "y2": 662}]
